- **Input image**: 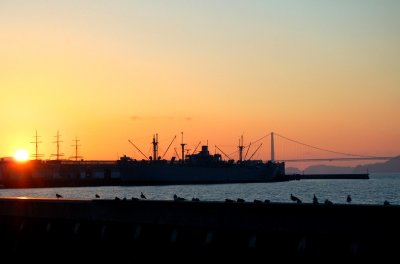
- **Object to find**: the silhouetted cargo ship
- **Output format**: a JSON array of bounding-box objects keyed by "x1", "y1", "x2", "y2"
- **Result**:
[
  {"x1": 118, "y1": 145, "x2": 285, "y2": 185},
  {"x1": 0, "y1": 134, "x2": 286, "y2": 188}
]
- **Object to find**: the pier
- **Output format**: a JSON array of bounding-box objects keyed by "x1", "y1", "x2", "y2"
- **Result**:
[
  {"x1": 287, "y1": 173, "x2": 370, "y2": 180},
  {"x1": 0, "y1": 197, "x2": 398, "y2": 262}
]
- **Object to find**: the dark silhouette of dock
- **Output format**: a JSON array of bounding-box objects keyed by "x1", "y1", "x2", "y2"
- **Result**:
[
  {"x1": 0, "y1": 197, "x2": 398, "y2": 262},
  {"x1": 287, "y1": 173, "x2": 369, "y2": 180}
]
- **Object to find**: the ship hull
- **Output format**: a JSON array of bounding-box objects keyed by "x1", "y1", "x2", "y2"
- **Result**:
[
  {"x1": 119, "y1": 161, "x2": 286, "y2": 184},
  {"x1": 0, "y1": 159, "x2": 287, "y2": 188}
]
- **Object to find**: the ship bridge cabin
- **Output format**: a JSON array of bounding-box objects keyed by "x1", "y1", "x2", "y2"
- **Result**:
[{"x1": 186, "y1": 146, "x2": 222, "y2": 165}]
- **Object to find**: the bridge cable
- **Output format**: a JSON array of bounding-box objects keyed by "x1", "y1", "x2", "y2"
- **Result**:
[{"x1": 274, "y1": 133, "x2": 381, "y2": 159}]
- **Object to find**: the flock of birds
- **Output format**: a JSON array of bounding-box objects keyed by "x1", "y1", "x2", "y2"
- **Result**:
[
  {"x1": 54, "y1": 192, "x2": 392, "y2": 206},
  {"x1": 291, "y1": 193, "x2": 351, "y2": 205}
]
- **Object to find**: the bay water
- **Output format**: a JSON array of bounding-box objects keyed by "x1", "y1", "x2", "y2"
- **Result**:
[{"x1": 1, "y1": 173, "x2": 399, "y2": 205}]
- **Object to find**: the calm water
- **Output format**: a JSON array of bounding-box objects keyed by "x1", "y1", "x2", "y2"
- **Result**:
[{"x1": 1, "y1": 173, "x2": 399, "y2": 205}]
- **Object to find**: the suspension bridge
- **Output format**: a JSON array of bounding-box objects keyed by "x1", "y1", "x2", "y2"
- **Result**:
[{"x1": 226, "y1": 132, "x2": 396, "y2": 163}]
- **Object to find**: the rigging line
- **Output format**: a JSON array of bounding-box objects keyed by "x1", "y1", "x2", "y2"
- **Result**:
[
  {"x1": 220, "y1": 134, "x2": 271, "y2": 158},
  {"x1": 244, "y1": 133, "x2": 270, "y2": 148},
  {"x1": 228, "y1": 149, "x2": 239, "y2": 157},
  {"x1": 248, "y1": 143, "x2": 263, "y2": 161},
  {"x1": 274, "y1": 133, "x2": 380, "y2": 158}
]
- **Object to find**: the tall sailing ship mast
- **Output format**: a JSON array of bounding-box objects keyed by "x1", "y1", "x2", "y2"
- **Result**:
[
  {"x1": 70, "y1": 136, "x2": 83, "y2": 161},
  {"x1": 51, "y1": 131, "x2": 64, "y2": 161},
  {"x1": 30, "y1": 130, "x2": 43, "y2": 160}
]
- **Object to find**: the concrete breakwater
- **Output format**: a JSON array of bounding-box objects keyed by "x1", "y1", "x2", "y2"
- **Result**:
[{"x1": 0, "y1": 198, "x2": 398, "y2": 261}]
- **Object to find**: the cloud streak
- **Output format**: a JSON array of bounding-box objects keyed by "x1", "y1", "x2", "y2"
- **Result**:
[{"x1": 130, "y1": 115, "x2": 192, "y2": 121}]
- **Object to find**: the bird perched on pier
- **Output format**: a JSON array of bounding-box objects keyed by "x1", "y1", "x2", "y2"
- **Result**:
[
  {"x1": 140, "y1": 192, "x2": 146, "y2": 199},
  {"x1": 313, "y1": 194, "x2": 319, "y2": 205},
  {"x1": 346, "y1": 195, "x2": 352, "y2": 203},
  {"x1": 290, "y1": 194, "x2": 302, "y2": 204},
  {"x1": 173, "y1": 194, "x2": 185, "y2": 201},
  {"x1": 56, "y1": 193, "x2": 62, "y2": 199},
  {"x1": 95, "y1": 194, "x2": 100, "y2": 198}
]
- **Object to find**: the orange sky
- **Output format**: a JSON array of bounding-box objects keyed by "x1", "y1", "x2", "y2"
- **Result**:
[{"x1": 1, "y1": 1, "x2": 399, "y2": 164}]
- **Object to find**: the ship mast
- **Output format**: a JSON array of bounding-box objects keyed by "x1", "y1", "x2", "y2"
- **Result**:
[
  {"x1": 152, "y1": 133, "x2": 158, "y2": 161},
  {"x1": 238, "y1": 135, "x2": 244, "y2": 162},
  {"x1": 30, "y1": 130, "x2": 43, "y2": 160},
  {"x1": 52, "y1": 130, "x2": 64, "y2": 160},
  {"x1": 71, "y1": 136, "x2": 83, "y2": 161},
  {"x1": 180, "y1": 132, "x2": 186, "y2": 164}
]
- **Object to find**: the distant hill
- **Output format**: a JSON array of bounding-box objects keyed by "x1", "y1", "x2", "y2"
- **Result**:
[
  {"x1": 305, "y1": 165, "x2": 354, "y2": 174},
  {"x1": 285, "y1": 167, "x2": 301, "y2": 174},
  {"x1": 285, "y1": 156, "x2": 400, "y2": 174},
  {"x1": 353, "y1": 156, "x2": 400, "y2": 173}
]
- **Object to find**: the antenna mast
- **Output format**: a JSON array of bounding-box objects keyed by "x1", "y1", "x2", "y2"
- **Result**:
[
  {"x1": 52, "y1": 131, "x2": 64, "y2": 160},
  {"x1": 30, "y1": 130, "x2": 43, "y2": 160}
]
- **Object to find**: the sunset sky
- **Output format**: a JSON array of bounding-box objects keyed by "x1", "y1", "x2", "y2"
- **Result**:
[{"x1": 1, "y1": 0, "x2": 399, "y2": 163}]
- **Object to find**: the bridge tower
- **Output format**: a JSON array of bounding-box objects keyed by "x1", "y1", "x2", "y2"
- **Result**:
[{"x1": 271, "y1": 132, "x2": 275, "y2": 162}]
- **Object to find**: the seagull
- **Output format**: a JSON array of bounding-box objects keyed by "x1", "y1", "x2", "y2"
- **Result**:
[
  {"x1": 56, "y1": 193, "x2": 62, "y2": 199},
  {"x1": 313, "y1": 194, "x2": 319, "y2": 205},
  {"x1": 95, "y1": 194, "x2": 100, "y2": 198},
  {"x1": 347, "y1": 195, "x2": 352, "y2": 203},
  {"x1": 173, "y1": 194, "x2": 185, "y2": 201},
  {"x1": 290, "y1": 194, "x2": 302, "y2": 204},
  {"x1": 140, "y1": 192, "x2": 147, "y2": 199}
]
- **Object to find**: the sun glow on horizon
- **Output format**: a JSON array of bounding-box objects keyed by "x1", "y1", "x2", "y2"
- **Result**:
[{"x1": 14, "y1": 149, "x2": 29, "y2": 162}]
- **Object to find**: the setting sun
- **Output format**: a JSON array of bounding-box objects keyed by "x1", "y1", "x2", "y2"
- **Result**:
[{"x1": 14, "y1": 149, "x2": 29, "y2": 162}]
